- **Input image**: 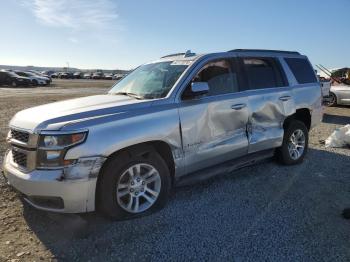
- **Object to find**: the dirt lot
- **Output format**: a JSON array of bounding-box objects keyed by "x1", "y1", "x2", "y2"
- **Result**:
[{"x1": 1, "y1": 80, "x2": 350, "y2": 261}]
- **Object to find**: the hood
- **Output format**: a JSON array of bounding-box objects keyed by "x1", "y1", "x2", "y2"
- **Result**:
[
  {"x1": 37, "y1": 76, "x2": 48, "y2": 80},
  {"x1": 10, "y1": 94, "x2": 152, "y2": 132}
]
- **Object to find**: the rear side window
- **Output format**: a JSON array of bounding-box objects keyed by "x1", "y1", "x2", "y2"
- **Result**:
[
  {"x1": 285, "y1": 58, "x2": 317, "y2": 84},
  {"x1": 242, "y1": 57, "x2": 286, "y2": 90}
]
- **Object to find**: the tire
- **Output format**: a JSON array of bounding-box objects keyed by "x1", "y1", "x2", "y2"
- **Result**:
[
  {"x1": 97, "y1": 146, "x2": 171, "y2": 220},
  {"x1": 276, "y1": 120, "x2": 308, "y2": 165},
  {"x1": 11, "y1": 81, "x2": 17, "y2": 87},
  {"x1": 32, "y1": 80, "x2": 38, "y2": 86},
  {"x1": 328, "y1": 92, "x2": 337, "y2": 107}
]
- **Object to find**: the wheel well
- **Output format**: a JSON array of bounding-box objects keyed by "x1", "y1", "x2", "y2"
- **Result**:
[
  {"x1": 95, "y1": 141, "x2": 176, "y2": 210},
  {"x1": 284, "y1": 108, "x2": 311, "y2": 130},
  {"x1": 100, "y1": 141, "x2": 175, "y2": 183},
  {"x1": 329, "y1": 92, "x2": 337, "y2": 99}
]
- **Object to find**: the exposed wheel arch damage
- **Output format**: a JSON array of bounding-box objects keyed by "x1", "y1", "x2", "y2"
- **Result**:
[
  {"x1": 95, "y1": 141, "x2": 176, "y2": 210},
  {"x1": 284, "y1": 108, "x2": 311, "y2": 131}
]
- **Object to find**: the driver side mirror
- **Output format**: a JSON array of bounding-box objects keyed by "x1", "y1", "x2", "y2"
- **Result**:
[{"x1": 191, "y1": 82, "x2": 209, "y2": 96}]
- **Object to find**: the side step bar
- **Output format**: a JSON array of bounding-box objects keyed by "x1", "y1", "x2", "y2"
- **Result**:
[{"x1": 175, "y1": 149, "x2": 275, "y2": 187}]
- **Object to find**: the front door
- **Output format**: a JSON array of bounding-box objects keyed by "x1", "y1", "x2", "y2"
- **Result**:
[{"x1": 178, "y1": 58, "x2": 249, "y2": 174}]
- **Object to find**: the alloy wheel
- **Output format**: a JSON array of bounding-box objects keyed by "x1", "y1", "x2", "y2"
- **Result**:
[
  {"x1": 116, "y1": 163, "x2": 161, "y2": 213},
  {"x1": 288, "y1": 129, "x2": 305, "y2": 160}
]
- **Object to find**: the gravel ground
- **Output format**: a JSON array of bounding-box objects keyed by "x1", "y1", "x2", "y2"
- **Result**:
[{"x1": 0, "y1": 80, "x2": 350, "y2": 261}]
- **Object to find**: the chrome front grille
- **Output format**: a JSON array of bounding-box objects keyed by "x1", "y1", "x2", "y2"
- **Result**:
[
  {"x1": 12, "y1": 149, "x2": 28, "y2": 168},
  {"x1": 7, "y1": 128, "x2": 38, "y2": 172},
  {"x1": 11, "y1": 129, "x2": 29, "y2": 143}
]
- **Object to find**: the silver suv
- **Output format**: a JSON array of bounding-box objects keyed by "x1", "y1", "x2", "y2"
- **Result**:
[{"x1": 2, "y1": 49, "x2": 323, "y2": 219}]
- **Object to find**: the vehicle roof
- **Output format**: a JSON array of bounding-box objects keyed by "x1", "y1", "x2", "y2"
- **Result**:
[{"x1": 158, "y1": 49, "x2": 305, "y2": 63}]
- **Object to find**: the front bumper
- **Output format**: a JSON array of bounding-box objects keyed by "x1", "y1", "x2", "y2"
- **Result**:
[{"x1": 2, "y1": 151, "x2": 105, "y2": 213}]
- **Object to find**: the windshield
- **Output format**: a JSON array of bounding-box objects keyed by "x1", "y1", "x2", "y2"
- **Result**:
[{"x1": 109, "y1": 61, "x2": 189, "y2": 99}]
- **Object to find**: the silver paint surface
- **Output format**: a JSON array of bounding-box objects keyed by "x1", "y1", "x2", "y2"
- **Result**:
[
  {"x1": 3, "y1": 50, "x2": 323, "y2": 213},
  {"x1": 330, "y1": 85, "x2": 350, "y2": 105}
]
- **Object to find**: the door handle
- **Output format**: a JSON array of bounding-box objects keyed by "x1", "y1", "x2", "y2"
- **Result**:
[
  {"x1": 231, "y1": 103, "x2": 246, "y2": 110},
  {"x1": 279, "y1": 95, "x2": 291, "y2": 101}
]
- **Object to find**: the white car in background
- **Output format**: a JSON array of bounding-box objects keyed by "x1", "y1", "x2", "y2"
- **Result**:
[{"x1": 15, "y1": 71, "x2": 50, "y2": 86}]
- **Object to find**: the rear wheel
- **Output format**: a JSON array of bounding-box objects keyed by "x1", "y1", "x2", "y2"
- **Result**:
[
  {"x1": 97, "y1": 147, "x2": 171, "y2": 220},
  {"x1": 277, "y1": 120, "x2": 308, "y2": 165}
]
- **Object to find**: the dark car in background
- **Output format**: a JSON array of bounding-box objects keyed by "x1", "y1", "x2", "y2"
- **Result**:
[
  {"x1": 15, "y1": 71, "x2": 50, "y2": 86},
  {"x1": 41, "y1": 70, "x2": 55, "y2": 77},
  {"x1": 73, "y1": 72, "x2": 83, "y2": 79},
  {"x1": 0, "y1": 70, "x2": 31, "y2": 87},
  {"x1": 83, "y1": 72, "x2": 92, "y2": 79},
  {"x1": 104, "y1": 73, "x2": 113, "y2": 80},
  {"x1": 58, "y1": 72, "x2": 73, "y2": 79},
  {"x1": 51, "y1": 72, "x2": 59, "y2": 78},
  {"x1": 92, "y1": 72, "x2": 103, "y2": 79},
  {"x1": 28, "y1": 70, "x2": 52, "y2": 83},
  {"x1": 113, "y1": 73, "x2": 125, "y2": 80}
]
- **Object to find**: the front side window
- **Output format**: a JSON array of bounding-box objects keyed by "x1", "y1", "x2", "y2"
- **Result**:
[
  {"x1": 16, "y1": 72, "x2": 26, "y2": 77},
  {"x1": 242, "y1": 57, "x2": 286, "y2": 89},
  {"x1": 192, "y1": 59, "x2": 239, "y2": 96},
  {"x1": 109, "y1": 61, "x2": 189, "y2": 99}
]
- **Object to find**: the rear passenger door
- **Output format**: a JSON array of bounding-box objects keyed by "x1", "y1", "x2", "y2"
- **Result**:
[{"x1": 238, "y1": 56, "x2": 295, "y2": 153}]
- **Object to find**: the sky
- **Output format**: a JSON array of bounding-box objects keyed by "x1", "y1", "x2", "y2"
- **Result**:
[{"x1": 0, "y1": 0, "x2": 349, "y2": 70}]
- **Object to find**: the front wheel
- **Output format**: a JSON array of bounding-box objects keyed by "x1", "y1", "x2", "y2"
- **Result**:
[
  {"x1": 277, "y1": 120, "x2": 308, "y2": 165},
  {"x1": 97, "y1": 147, "x2": 171, "y2": 220}
]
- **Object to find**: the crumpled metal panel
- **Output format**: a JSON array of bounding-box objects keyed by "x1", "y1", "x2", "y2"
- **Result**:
[
  {"x1": 179, "y1": 94, "x2": 249, "y2": 175},
  {"x1": 63, "y1": 156, "x2": 107, "y2": 180},
  {"x1": 246, "y1": 88, "x2": 295, "y2": 153}
]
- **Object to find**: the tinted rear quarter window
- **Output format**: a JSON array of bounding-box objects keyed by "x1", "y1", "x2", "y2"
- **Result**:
[
  {"x1": 285, "y1": 58, "x2": 317, "y2": 84},
  {"x1": 241, "y1": 57, "x2": 287, "y2": 90}
]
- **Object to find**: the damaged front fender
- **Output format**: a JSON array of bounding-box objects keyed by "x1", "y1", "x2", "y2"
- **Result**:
[{"x1": 63, "y1": 156, "x2": 107, "y2": 180}]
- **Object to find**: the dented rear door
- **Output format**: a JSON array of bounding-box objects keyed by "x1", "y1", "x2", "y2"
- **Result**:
[{"x1": 238, "y1": 56, "x2": 295, "y2": 153}]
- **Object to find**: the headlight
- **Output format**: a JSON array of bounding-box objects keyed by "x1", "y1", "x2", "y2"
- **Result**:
[
  {"x1": 40, "y1": 133, "x2": 86, "y2": 148},
  {"x1": 37, "y1": 131, "x2": 87, "y2": 168}
]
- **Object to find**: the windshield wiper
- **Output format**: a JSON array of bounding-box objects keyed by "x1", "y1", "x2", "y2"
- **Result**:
[{"x1": 113, "y1": 92, "x2": 144, "y2": 100}]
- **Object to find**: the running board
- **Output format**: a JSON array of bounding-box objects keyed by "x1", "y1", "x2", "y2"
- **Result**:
[{"x1": 175, "y1": 149, "x2": 275, "y2": 187}]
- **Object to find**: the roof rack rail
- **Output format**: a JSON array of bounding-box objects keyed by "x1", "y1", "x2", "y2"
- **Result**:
[
  {"x1": 161, "y1": 53, "x2": 186, "y2": 59},
  {"x1": 229, "y1": 49, "x2": 300, "y2": 55},
  {"x1": 161, "y1": 50, "x2": 196, "y2": 59}
]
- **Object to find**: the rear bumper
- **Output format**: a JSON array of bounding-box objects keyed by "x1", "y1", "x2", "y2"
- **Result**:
[{"x1": 2, "y1": 151, "x2": 103, "y2": 213}]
